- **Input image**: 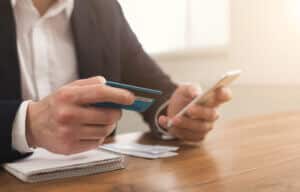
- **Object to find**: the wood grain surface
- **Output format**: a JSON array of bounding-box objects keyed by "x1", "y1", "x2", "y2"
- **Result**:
[{"x1": 1, "y1": 111, "x2": 300, "y2": 192}]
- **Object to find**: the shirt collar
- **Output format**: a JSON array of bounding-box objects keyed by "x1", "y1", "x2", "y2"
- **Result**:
[{"x1": 11, "y1": 0, "x2": 74, "y2": 19}]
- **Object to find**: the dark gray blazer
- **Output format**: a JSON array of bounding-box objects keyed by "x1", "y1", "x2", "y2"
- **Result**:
[{"x1": 0, "y1": 0, "x2": 177, "y2": 163}]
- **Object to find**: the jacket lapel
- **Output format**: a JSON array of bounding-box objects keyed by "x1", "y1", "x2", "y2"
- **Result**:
[
  {"x1": 71, "y1": 0, "x2": 105, "y2": 79},
  {"x1": 71, "y1": 0, "x2": 120, "y2": 81},
  {"x1": 0, "y1": 0, "x2": 21, "y2": 99}
]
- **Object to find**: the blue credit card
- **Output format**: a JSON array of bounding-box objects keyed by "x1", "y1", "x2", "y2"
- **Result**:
[
  {"x1": 92, "y1": 81, "x2": 162, "y2": 112},
  {"x1": 106, "y1": 81, "x2": 162, "y2": 95}
]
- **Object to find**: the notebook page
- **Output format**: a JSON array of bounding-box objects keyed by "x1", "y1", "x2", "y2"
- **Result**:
[{"x1": 4, "y1": 148, "x2": 121, "y2": 175}]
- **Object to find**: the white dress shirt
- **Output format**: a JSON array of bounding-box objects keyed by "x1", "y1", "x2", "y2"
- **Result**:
[{"x1": 11, "y1": 0, "x2": 78, "y2": 153}]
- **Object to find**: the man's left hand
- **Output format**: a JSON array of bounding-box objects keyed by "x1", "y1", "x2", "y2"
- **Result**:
[{"x1": 158, "y1": 84, "x2": 232, "y2": 142}]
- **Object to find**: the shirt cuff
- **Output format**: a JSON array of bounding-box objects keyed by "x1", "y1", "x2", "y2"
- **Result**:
[
  {"x1": 12, "y1": 100, "x2": 34, "y2": 153},
  {"x1": 154, "y1": 100, "x2": 176, "y2": 140}
]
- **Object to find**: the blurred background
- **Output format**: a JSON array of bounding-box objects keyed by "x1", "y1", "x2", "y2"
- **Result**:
[{"x1": 117, "y1": 0, "x2": 300, "y2": 133}]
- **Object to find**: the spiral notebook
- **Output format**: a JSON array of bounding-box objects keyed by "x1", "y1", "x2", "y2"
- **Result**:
[{"x1": 3, "y1": 148, "x2": 126, "y2": 183}]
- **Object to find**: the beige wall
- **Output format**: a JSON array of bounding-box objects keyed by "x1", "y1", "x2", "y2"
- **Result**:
[
  {"x1": 230, "y1": 0, "x2": 300, "y2": 85},
  {"x1": 153, "y1": 49, "x2": 229, "y2": 87},
  {"x1": 155, "y1": 0, "x2": 300, "y2": 86}
]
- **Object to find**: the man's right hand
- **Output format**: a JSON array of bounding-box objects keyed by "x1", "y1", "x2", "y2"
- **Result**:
[{"x1": 26, "y1": 76, "x2": 135, "y2": 155}]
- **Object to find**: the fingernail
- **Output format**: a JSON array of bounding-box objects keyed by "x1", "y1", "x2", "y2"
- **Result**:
[
  {"x1": 126, "y1": 92, "x2": 135, "y2": 104},
  {"x1": 159, "y1": 116, "x2": 169, "y2": 127},
  {"x1": 160, "y1": 116, "x2": 167, "y2": 122},
  {"x1": 166, "y1": 121, "x2": 172, "y2": 129},
  {"x1": 97, "y1": 76, "x2": 106, "y2": 84}
]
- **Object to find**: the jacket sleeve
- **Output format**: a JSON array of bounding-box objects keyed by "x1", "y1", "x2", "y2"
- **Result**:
[
  {"x1": 117, "y1": 3, "x2": 178, "y2": 138},
  {"x1": 0, "y1": 101, "x2": 32, "y2": 164}
]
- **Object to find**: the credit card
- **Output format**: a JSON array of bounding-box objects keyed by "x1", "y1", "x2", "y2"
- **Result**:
[{"x1": 92, "y1": 81, "x2": 162, "y2": 112}]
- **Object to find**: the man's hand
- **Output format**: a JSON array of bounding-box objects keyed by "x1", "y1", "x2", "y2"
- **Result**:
[
  {"x1": 158, "y1": 84, "x2": 232, "y2": 142},
  {"x1": 26, "y1": 76, "x2": 135, "y2": 155}
]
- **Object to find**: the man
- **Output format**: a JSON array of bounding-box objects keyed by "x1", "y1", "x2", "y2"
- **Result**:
[{"x1": 0, "y1": 0, "x2": 231, "y2": 163}]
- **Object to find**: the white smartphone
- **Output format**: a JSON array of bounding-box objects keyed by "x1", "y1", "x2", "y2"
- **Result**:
[{"x1": 167, "y1": 70, "x2": 242, "y2": 128}]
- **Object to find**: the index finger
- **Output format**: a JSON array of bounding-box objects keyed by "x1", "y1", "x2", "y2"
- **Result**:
[
  {"x1": 216, "y1": 87, "x2": 232, "y2": 103},
  {"x1": 74, "y1": 84, "x2": 135, "y2": 105},
  {"x1": 70, "y1": 76, "x2": 106, "y2": 86},
  {"x1": 202, "y1": 88, "x2": 232, "y2": 107}
]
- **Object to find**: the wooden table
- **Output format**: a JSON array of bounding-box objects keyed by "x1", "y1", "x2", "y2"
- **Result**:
[{"x1": 2, "y1": 112, "x2": 300, "y2": 192}]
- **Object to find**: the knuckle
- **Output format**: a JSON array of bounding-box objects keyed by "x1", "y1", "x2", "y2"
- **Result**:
[
  {"x1": 192, "y1": 107, "x2": 201, "y2": 116},
  {"x1": 188, "y1": 107, "x2": 196, "y2": 116},
  {"x1": 203, "y1": 123, "x2": 213, "y2": 131},
  {"x1": 121, "y1": 92, "x2": 134, "y2": 104},
  {"x1": 103, "y1": 115, "x2": 115, "y2": 124},
  {"x1": 106, "y1": 124, "x2": 116, "y2": 131},
  {"x1": 56, "y1": 88, "x2": 75, "y2": 103},
  {"x1": 108, "y1": 124, "x2": 117, "y2": 131},
  {"x1": 95, "y1": 86, "x2": 106, "y2": 101},
  {"x1": 119, "y1": 93, "x2": 128, "y2": 103},
  {"x1": 56, "y1": 108, "x2": 75, "y2": 124},
  {"x1": 205, "y1": 109, "x2": 216, "y2": 120},
  {"x1": 190, "y1": 106, "x2": 202, "y2": 118}
]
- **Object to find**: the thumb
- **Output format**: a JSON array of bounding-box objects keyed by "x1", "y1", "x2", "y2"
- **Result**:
[
  {"x1": 158, "y1": 115, "x2": 170, "y2": 129},
  {"x1": 71, "y1": 76, "x2": 106, "y2": 86}
]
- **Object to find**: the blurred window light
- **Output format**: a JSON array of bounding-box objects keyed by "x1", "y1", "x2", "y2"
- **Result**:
[
  {"x1": 289, "y1": 0, "x2": 300, "y2": 21},
  {"x1": 118, "y1": 0, "x2": 229, "y2": 54}
]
